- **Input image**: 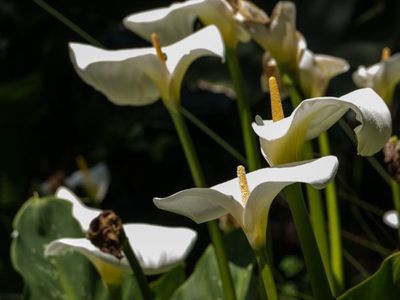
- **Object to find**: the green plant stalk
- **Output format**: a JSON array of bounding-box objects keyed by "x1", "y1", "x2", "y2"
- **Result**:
[
  {"x1": 122, "y1": 238, "x2": 154, "y2": 300},
  {"x1": 338, "y1": 119, "x2": 392, "y2": 185},
  {"x1": 225, "y1": 47, "x2": 260, "y2": 171},
  {"x1": 168, "y1": 108, "x2": 237, "y2": 300},
  {"x1": 255, "y1": 248, "x2": 279, "y2": 300},
  {"x1": 303, "y1": 142, "x2": 330, "y2": 271},
  {"x1": 390, "y1": 179, "x2": 400, "y2": 240},
  {"x1": 289, "y1": 86, "x2": 335, "y2": 293},
  {"x1": 179, "y1": 106, "x2": 247, "y2": 165},
  {"x1": 318, "y1": 132, "x2": 344, "y2": 293},
  {"x1": 285, "y1": 183, "x2": 333, "y2": 300}
]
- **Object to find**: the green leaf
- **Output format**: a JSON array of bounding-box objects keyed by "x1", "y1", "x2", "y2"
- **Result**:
[
  {"x1": 11, "y1": 196, "x2": 109, "y2": 300},
  {"x1": 172, "y1": 230, "x2": 256, "y2": 300},
  {"x1": 339, "y1": 252, "x2": 400, "y2": 300},
  {"x1": 152, "y1": 264, "x2": 186, "y2": 300}
]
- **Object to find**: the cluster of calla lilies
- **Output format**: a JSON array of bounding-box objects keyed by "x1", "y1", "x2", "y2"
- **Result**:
[{"x1": 12, "y1": 1, "x2": 400, "y2": 299}]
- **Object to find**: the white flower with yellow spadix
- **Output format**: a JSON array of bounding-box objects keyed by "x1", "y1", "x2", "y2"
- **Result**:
[
  {"x1": 45, "y1": 187, "x2": 197, "y2": 285},
  {"x1": 353, "y1": 47, "x2": 400, "y2": 105},
  {"x1": 252, "y1": 77, "x2": 392, "y2": 166},
  {"x1": 298, "y1": 49, "x2": 349, "y2": 98},
  {"x1": 154, "y1": 156, "x2": 338, "y2": 250},
  {"x1": 69, "y1": 25, "x2": 224, "y2": 109},
  {"x1": 123, "y1": 0, "x2": 269, "y2": 49}
]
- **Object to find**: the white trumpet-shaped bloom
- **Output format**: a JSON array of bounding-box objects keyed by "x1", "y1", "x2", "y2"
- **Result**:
[
  {"x1": 69, "y1": 26, "x2": 224, "y2": 107},
  {"x1": 252, "y1": 88, "x2": 392, "y2": 166},
  {"x1": 383, "y1": 210, "x2": 399, "y2": 229},
  {"x1": 65, "y1": 162, "x2": 110, "y2": 202},
  {"x1": 154, "y1": 156, "x2": 338, "y2": 249},
  {"x1": 46, "y1": 187, "x2": 197, "y2": 276},
  {"x1": 353, "y1": 53, "x2": 400, "y2": 104},
  {"x1": 123, "y1": 0, "x2": 268, "y2": 48},
  {"x1": 299, "y1": 49, "x2": 349, "y2": 98}
]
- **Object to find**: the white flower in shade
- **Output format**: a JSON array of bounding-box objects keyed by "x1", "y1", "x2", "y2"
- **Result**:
[
  {"x1": 123, "y1": 0, "x2": 268, "y2": 49},
  {"x1": 246, "y1": 1, "x2": 347, "y2": 95},
  {"x1": 353, "y1": 51, "x2": 400, "y2": 104},
  {"x1": 69, "y1": 25, "x2": 224, "y2": 108},
  {"x1": 298, "y1": 49, "x2": 349, "y2": 98},
  {"x1": 245, "y1": 1, "x2": 306, "y2": 72},
  {"x1": 65, "y1": 162, "x2": 110, "y2": 202},
  {"x1": 383, "y1": 210, "x2": 399, "y2": 229},
  {"x1": 45, "y1": 187, "x2": 197, "y2": 277},
  {"x1": 252, "y1": 88, "x2": 392, "y2": 166},
  {"x1": 154, "y1": 156, "x2": 338, "y2": 249}
]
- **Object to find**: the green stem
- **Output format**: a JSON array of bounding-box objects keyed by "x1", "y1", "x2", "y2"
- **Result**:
[
  {"x1": 33, "y1": 0, "x2": 103, "y2": 48},
  {"x1": 285, "y1": 184, "x2": 333, "y2": 300},
  {"x1": 122, "y1": 238, "x2": 154, "y2": 300},
  {"x1": 179, "y1": 107, "x2": 246, "y2": 165},
  {"x1": 225, "y1": 47, "x2": 260, "y2": 171},
  {"x1": 338, "y1": 119, "x2": 392, "y2": 185},
  {"x1": 290, "y1": 88, "x2": 335, "y2": 294},
  {"x1": 303, "y1": 142, "x2": 330, "y2": 276},
  {"x1": 390, "y1": 179, "x2": 400, "y2": 240},
  {"x1": 168, "y1": 108, "x2": 237, "y2": 300},
  {"x1": 318, "y1": 131, "x2": 344, "y2": 294},
  {"x1": 255, "y1": 248, "x2": 279, "y2": 300}
]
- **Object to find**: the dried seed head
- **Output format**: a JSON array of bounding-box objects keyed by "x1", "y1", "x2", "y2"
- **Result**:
[
  {"x1": 87, "y1": 210, "x2": 126, "y2": 259},
  {"x1": 383, "y1": 136, "x2": 400, "y2": 183}
]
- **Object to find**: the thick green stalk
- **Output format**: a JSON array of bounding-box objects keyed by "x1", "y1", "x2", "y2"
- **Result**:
[
  {"x1": 255, "y1": 248, "x2": 279, "y2": 300},
  {"x1": 285, "y1": 184, "x2": 333, "y2": 300},
  {"x1": 390, "y1": 179, "x2": 400, "y2": 240},
  {"x1": 290, "y1": 88, "x2": 335, "y2": 293},
  {"x1": 225, "y1": 47, "x2": 260, "y2": 171},
  {"x1": 318, "y1": 132, "x2": 344, "y2": 293},
  {"x1": 122, "y1": 238, "x2": 154, "y2": 300},
  {"x1": 168, "y1": 109, "x2": 237, "y2": 300},
  {"x1": 303, "y1": 142, "x2": 330, "y2": 275}
]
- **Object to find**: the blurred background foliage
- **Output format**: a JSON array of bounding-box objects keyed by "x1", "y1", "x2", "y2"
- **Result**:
[{"x1": 1, "y1": 0, "x2": 400, "y2": 296}]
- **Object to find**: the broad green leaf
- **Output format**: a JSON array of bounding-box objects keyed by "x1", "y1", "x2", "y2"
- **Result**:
[
  {"x1": 152, "y1": 264, "x2": 186, "y2": 300},
  {"x1": 121, "y1": 264, "x2": 186, "y2": 300},
  {"x1": 11, "y1": 196, "x2": 110, "y2": 300},
  {"x1": 339, "y1": 252, "x2": 400, "y2": 300},
  {"x1": 172, "y1": 230, "x2": 256, "y2": 300}
]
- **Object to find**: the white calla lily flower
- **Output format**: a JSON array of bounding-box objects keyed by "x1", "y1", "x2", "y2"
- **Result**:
[
  {"x1": 299, "y1": 49, "x2": 349, "y2": 98},
  {"x1": 65, "y1": 162, "x2": 110, "y2": 202},
  {"x1": 383, "y1": 210, "x2": 399, "y2": 229},
  {"x1": 47, "y1": 187, "x2": 197, "y2": 277},
  {"x1": 154, "y1": 156, "x2": 338, "y2": 249},
  {"x1": 252, "y1": 88, "x2": 392, "y2": 166},
  {"x1": 69, "y1": 26, "x2": 224, "y2": 108},
  {"x1": 353, "y1": 53, "x2": 400, "y2": 104},
  {"x1": 123, "y1": 0, "x2": 267, "y2": 48},
  {"x1": 246, "y1": 1, "x2": 305, "y2": 71}
]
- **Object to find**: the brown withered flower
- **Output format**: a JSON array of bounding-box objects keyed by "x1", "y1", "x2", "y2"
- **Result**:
[
  {"x1": 86, "y1": 210, "x2": 126, "y2": 259},
  {"x1": 383, "y1": 136, "x2": 400, "y2": 183}
]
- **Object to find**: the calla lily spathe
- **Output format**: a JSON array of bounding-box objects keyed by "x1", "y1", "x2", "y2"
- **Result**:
[
  {"x1": 69, "y1": 25, "x2": 224, "y2": 108},
  {"x1": 123, "y1": 0, "x2": 268, "y2": 48},
  {"x1": 299, "y1": 49, "x2": 349, "y2": 98},
  {"x1": 245, "y1": 1, "x2": 348, "y2": 96},
  {"x1": 154, "y1": 156, "x2": 338, "y2": 249},
  {"x1": 252, "y1": 88, "x2": 392, "y2": 166},
  {"x1": 45, "y1": 187, "x2": 197, "y2": 276},
  {"x1": 65, "y1": 162, "x2": 110, "y2": 202},
  {"x1": 245, "y1": 1, "x2": 306, "y2": 74},
  {"x1": 383, "y1": 210, "x2": 399, "y2": 229},
  {"x1": 353, "y1": 53, "x2": 400, "y2": 104}
]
